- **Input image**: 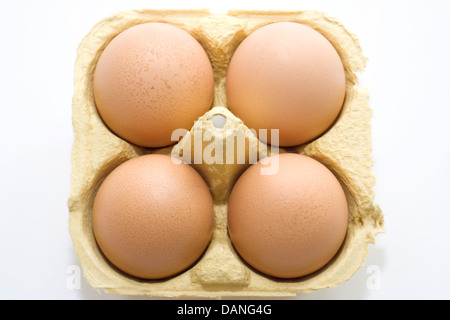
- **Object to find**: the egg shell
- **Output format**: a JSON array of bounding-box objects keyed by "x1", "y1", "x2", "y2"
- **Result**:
[
  {"x1": 93, "y1": 22, "x2": 214, "y2": 148},
  {"x1": 226, "y1": 22, "x2": 346, "y2": 147},
  {"x1": 68, "y1": 9, "x2": 384, "y2": 297},
  {"x1": 228, "y1": 153, "x2": 349, "y2": 279},
  {"x1": 92, "y1": 154, "x2": 214, "y2": 280}
]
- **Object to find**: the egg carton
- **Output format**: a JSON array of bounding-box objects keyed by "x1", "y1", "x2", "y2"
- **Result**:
[{"x1": 68, "y1": 8, "x2": 384, "y2": 297}]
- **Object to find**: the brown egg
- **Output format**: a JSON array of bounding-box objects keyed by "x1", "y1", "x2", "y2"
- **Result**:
[
  {"x1": 92, "y1": 154, "x2": 214, "y2": 279},
  {"x1": 93, "y1": 22, "x2": 214, "y2": 148},
  {"x1": 226, "y1": 22, "x2": 346, "y2": 147},
  {"x1": 227, "y1": 153, "x2": 348, "y2": 279}
]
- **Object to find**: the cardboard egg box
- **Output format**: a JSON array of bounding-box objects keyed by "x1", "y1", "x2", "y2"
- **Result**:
[{"x1": 68, "y1": 8, "x2": 384, "y2": 297}]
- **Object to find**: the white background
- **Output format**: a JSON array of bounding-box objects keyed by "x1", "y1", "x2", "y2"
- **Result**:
[{"x1": 1, "y1": 0, "x2": 449, "y2": 300}]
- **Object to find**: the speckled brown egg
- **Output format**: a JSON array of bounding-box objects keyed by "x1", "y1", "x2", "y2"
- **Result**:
[
  {"x1": 227, "y1": 153, "x2": 348, "y2": 279},
  {"x1": 226, "y1": 22, "x2": 346, "y2": 147},
  {"x1": 93, "y1": 22, "x2": 214, "y2": 148},
  {"x1": 92, "y1": 154, "x2": 214, "y2": 279}
]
